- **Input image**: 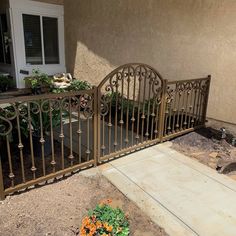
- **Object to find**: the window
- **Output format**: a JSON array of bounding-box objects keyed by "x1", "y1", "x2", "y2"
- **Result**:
[
  {"x1": 0, "y1": 14, "x2": 11, "y2": 64},
  {"x1": 22, "y1": 14, "x2": 59, "y2": 65}
]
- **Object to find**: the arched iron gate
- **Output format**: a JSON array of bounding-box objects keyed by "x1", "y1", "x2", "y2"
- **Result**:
[
  {"x1": 97, "y1": 63, "x2": 167, "y2": 162},
  {"x1": 0, "y1": 63, "x2": 210, "y2": 199}
]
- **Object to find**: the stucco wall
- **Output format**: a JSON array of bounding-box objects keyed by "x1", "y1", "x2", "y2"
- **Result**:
[{"x1": 63, "y1": 0, "x2": 236, "y2": 126}]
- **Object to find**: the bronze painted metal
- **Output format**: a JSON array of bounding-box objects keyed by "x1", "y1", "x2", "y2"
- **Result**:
[{"x1": 0, "y1": 64, "x2": 211, "y2": 200}]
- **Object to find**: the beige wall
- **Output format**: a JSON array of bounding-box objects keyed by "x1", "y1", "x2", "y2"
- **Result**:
[{"x1": 64, "y1": 0, "x2": 236, "y2": 126}]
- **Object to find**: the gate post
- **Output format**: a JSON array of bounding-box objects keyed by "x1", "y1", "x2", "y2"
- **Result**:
[
  {"x1": 158, "y1": 79, "x2": 168, "y2": 142},
  {"x1": 202, "y1": 75, "x2": 211, "y2": 125},
  {"x1": 93, "y1": 88, "x2": 98, "y2": 167},
  {"x1": 0, "y1": 157, "x2": 5, "y2": 200}
]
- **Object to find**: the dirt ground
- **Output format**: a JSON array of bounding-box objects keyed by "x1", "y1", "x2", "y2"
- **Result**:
[
  {"x1": 0, "y1": 173, "x2": 167, "y2": 236},
  {"x1": 171, "y1": 127, "x2": 236, "y2": 180}
]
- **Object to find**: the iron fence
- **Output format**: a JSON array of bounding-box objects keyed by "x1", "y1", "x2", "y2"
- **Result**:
[
  {"x1": 0, "y1": 64, "x2": 211, "y2": 199},
  {"x1": 0, "y1": 89, "x2": 97, "y2": 200}
]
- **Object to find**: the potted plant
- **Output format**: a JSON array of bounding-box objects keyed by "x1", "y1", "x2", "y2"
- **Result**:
[
  {"x1": 80, "y1": 199, "x2": 130, "y2": 236},
  {"x1": 24, "y1": 69, "x2": 52, "y2": 95},
  {"x1": 0, "y1": 75, "x2": 13, "y2": 92},
  {"x1": 19, "y1": 102, "x2": 62, "y2": 157}
]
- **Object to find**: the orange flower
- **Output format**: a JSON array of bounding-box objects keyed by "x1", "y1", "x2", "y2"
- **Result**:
[
  {"x1": 104, "y1": 222, "x2": 113, "y2": 232},
  {"x1": 96, "y1": 220, "x2": 102, "y2": 229},
  {"x1": 82, "y1": 216, "x2": 91, "y2": 226},
  {"x1": 79, "y1": 227, "x2": 87, "y2": 236}
]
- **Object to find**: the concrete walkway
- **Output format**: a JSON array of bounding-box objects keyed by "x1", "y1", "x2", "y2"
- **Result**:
[{"x1": 98, "y1": 142, "x2": 236, "y2": 236}]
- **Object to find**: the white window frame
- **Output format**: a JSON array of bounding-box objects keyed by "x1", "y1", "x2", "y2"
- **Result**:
[{"x1": 9, "y1": 0, "x2": 65, "y2": 88}]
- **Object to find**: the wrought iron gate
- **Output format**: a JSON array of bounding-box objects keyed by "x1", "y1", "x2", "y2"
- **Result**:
[
  {"x1": 97, "y1": 64, "x2": 166, "y2": 162},
  {"x1": 0, "y1": 63, "x2": 211, "y2": 199}
]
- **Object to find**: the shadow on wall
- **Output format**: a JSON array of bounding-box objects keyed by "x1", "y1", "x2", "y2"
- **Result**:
[
  {"x1": 63, "y1": 0, "x2": 234, "y2": 85},
  {"x1": 64, "y1": 0, "x2": 197, "y2": 84}
]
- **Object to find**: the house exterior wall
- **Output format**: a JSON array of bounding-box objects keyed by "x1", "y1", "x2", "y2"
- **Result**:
[{"x1": 64, "y1": 0, "x2": 236, "y2": 128}]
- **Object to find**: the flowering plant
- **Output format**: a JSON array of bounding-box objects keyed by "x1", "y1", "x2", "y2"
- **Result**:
[{"x1": 80, "y1": 199, "x2": 129, "y2": 236}]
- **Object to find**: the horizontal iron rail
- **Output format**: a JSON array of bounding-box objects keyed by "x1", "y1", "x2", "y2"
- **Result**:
[
  {"x1": 167, "y1": 76, "x2": 211, "y2": 85},
  {"x1": 99, "y1": 138, "x2": 161, "y2": 162},
  {"x1": 4, "y1": 160, "x2": 95, "y2": 196},
  {"x1": 0, "y1": 88, "x2": 97, "y2": 104}
]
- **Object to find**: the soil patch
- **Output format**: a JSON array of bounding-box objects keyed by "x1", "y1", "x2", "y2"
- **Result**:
[
  {"x1": 0, "y1": 173, "x2": 167, "y2": 236},
  {"x1": 171, "y1": 127, "x2": 236, "y2": 179}
]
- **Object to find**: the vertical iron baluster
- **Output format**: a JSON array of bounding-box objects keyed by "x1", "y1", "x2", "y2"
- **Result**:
[
  {"x1": 86, "y1": 117, "x2": 91, "y2": 161},
  {"x1": 6, "y1": 135, "x2": 14, "y2": 187},
  {"x1": 191, "y1": 84, "x2": 198, "y2": 127},
  {"x1": 125, "y1": 71, "x2": 130, "y2": 147},
  {"x1": 27, "y1": 102, "x2": 36, "y2": 179},
  {"x1": 145, "y1": 77, "x2": 152, "y2": 140},
  {"x1": 193, "y1": 82, "x2": 201, "y2": 127},
  {"x1": 49, "y1": 100, "x2": 56, "y2": 173},
  {"x1": 108, "y1": 99, "x2": 112, "y2": 154},
  {"x1": 77, "y1": 97, "x2": 82, "y2": 163},
  {"x1": 101, "y1": 115, "x2": 105, "y2": 156},
  {"x1": 197, "y1": 86, "x2": 204, "y2": 125},
  {"x1": 187, "y1": 86, "x2": 194, "y2": 129},
  {"x1": 0, "y1": 155, "x2": 4, "y2": 200},
  {"x1": 164, "y1": 103, "x2": 169, "y2": 136},
  {"x1": 184, "y1": 86, "x2": 190, "y2": 129},
  {"x1": 59, "y1": 100, "x2": 65, "y2": 169},
  {"x1": 120, "y1": 78, "x2": 124, "y2": 149},
  {"x1": 16, "y1": 108, "x2": 25, "y2": 183},
  {"x1": 141, "y1": 72, "x2": 147, "y2": 143},
  {"x1": 175, "y1": 87, "x2": 181, "y2": 131},
  {"x1": 154, "y1": 100, "x2": 160, "y2": 139},
  {"x1": 167, "y1": 95, "x2": 173, "y2": 135},
  {"x1": 68, "y1": 97, "x2": 74, "y2": 166},
  {"x1": 114, "y1": 83, "x2": 118, "y2": 151},
  {"x1": 135, "y1": 77, "x2": 142, "y2": 144},
  {"x1": 39, "y1": 108, "x2": 46, "y2": 176},
  {"x1": 131, "y1": 74, "x2": 136, "y2": 145},
  {"x1": 150, "y1": 96, "x2": 156, "y2": 140},
  {"x1": 172, "y1": 87, "x2": 177, "y2": 133},
  {"x1": 180, "y1": 86, "x2": 186, "y2": 130}
]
